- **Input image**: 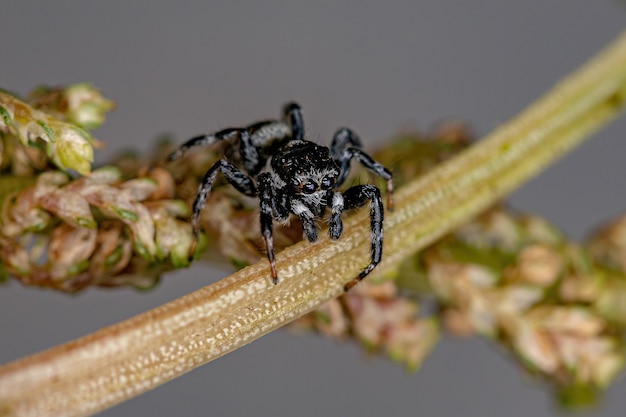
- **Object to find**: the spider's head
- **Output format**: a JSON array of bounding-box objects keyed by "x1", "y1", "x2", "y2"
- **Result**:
[{"x1": 272, "y1": 140, "x2": 340, "y2": 199}]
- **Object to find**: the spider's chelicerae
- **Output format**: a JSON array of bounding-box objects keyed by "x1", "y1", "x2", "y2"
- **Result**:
[{"x1": 168, "y1": 103, "x2": 393, "y2": 291}]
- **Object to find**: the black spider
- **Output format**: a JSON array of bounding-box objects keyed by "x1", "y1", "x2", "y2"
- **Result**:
[{"x1": 168, "y1": 103, "x2": 393, "y2": 291}]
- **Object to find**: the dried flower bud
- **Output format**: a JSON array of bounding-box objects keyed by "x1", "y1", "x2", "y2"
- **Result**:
[
  {"x1": 48, "y1": 125, "x2": 94, "y2": 175},
  {"x1": 27, "y1": 83, "x2": 114, "y2": 129},
  {"x1": 0, "y1": 90, "x2": 97, "y2": 175},
  {"x1": 588, "y1": 214, "x2": 626, "y2": 271},
  {"x1": 297, "y1": 281, "x2": 439, "y2": 371},
  {"x1": 503, "y1": 305, "x2": 623, "y2": 390},
  {"x1": 48, "y1": 223, "x2": 97, "y2": 280},
  {"x1": 505, "y1": 244, "x2": 563, "y2": 287},
  {"x1": 559, "y1": 273, "x2": 602, "y2": 303}
]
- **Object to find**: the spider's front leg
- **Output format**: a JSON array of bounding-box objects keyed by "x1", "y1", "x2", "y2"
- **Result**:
[
  {"x1": 331, "y1": 128, "x2": 394, "y2": 211},
  {"x1": 188, "y1": 160, "x2": 257, "y2": 260},
  {"x1": 257, "y1": 174, "x2": 317, "y2": 285},
  {"x1": 340, "y1": 184, "x2": 384, "y2": 291},
  {"x1": 257, "y1": 173, "x2": 279, "y2": 284}
]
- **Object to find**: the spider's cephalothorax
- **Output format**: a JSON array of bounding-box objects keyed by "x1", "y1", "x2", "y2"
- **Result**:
[{"x1": 168, "y1": 103, "x2": 393, "y2": 291}]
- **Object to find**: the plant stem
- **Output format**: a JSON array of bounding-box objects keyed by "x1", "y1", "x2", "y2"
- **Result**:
[{"x1": 2, "y1": 30, "x2": 626, "y2": 417}]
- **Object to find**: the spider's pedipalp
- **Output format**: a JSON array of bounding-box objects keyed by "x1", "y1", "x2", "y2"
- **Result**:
[
  {"x1": 328, "y1": 191, "x2": 344, "y2": 240},
  {"x1": 291, "y1": 199, "x2": 319, "y2": 242}
]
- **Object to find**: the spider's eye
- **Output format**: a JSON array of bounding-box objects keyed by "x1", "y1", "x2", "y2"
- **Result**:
[
  {"x1": 302, "y1": 181, "x2": 317, "y2": 194},
  {"x1": 320, "y1": 177, "x2": 335, "y2": 190}
]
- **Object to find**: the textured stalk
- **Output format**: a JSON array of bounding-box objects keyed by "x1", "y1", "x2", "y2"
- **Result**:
[{"x1": 1, "y1": 31, "x2": 626, "y2": 417}]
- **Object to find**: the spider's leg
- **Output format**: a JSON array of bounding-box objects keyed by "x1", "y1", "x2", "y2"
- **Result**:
[
  {"x1": 188, "y1": 160, "x2": 257, "y2": 260},
  {"x1": 167, "y1": 128, "x2": 242, "y2": 161},
  {"x1": 330, "y1": 127, "x2": 363, "y2": 185},
  {"x1": 258, "y1": 173, "x2": 279, "y2": 284},
  {"x1": 330, "y1": 128, "x2": 394, "y2": 211},
  {"x1": 340, "y1": 184, "x2": 384, "y2": 291},
  {"x1": 283, "y1": 102, "x2": 304, "y2": 141},
  {"x1": 328, "y1": 191, "x2": 344, "y2": 240},
  {"x1": 238, "y1": 129, "x2": 263, "y2": 174},
  {"x1": 330, "y1": 127, "x2": 363, "y2": 155},
  {"x1": 348, "y1": 147, "x2": 394, "y2": 210}
]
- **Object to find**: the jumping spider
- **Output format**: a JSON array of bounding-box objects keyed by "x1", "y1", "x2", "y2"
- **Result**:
[{"x1": 168, "y1": 103, "x2": 393, "y2": 291}]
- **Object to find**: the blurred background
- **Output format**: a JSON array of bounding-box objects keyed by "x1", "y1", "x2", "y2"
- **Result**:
[{"x1": 1, "y1": 1, "x2": 626, "y2": 416}]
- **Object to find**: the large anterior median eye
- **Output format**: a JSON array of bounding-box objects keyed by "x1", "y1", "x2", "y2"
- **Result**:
[
  {"x1": 320, "y1": 176, "x2": 335, "y2": 190},
  {"x1": 302, "y1": 181, "x2": 317, "y2": 194}
]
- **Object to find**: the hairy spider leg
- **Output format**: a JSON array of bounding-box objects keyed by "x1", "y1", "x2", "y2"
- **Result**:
[
  {"x1": 257, "y1": 173, "x2": 279, "y2": 283},
  {"x1": 188, "y1": 160, "x2": 258, "y2": 261},
  {"x1": 340, "y1": 184, "x2": 384, "y2": 291},
  {"x1": 330, "y1": 127, "x2": 363, "y2": 184},
  {"x1": 237, "y1": 128, "x2": 263, "y2": 174},
  {"x1": 330, "y1": 127, "x2": 363, "y2": 156},
  {"x1": 169, "y1": 104, "x2": 303, "y2": 169},
  {"x1": 167, "y1": 127, "x2": 243, "y2": 162},
  {"x1": 330, "y1": 128, "x2": 394, "y2": 211},
  {"x1": 283, "y1": 102, "x2": 304, "y2": 141}
]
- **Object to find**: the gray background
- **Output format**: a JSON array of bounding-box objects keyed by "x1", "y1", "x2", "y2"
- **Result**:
[{"x1": 1, "y1": 1, "x2": 626, "y2": 416}]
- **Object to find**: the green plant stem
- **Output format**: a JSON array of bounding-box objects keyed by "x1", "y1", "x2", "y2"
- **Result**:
[{"x1": 2, "y1": 30, "x2": 626, "y2": 417}]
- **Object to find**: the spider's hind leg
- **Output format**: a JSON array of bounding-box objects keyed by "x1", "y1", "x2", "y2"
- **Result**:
[
  {"x1": 167, "y1": 128, "x2": 243, "y2": 162},
  {"x1": 283, "y1": 102, "x2": 304, "y2": 141}
]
